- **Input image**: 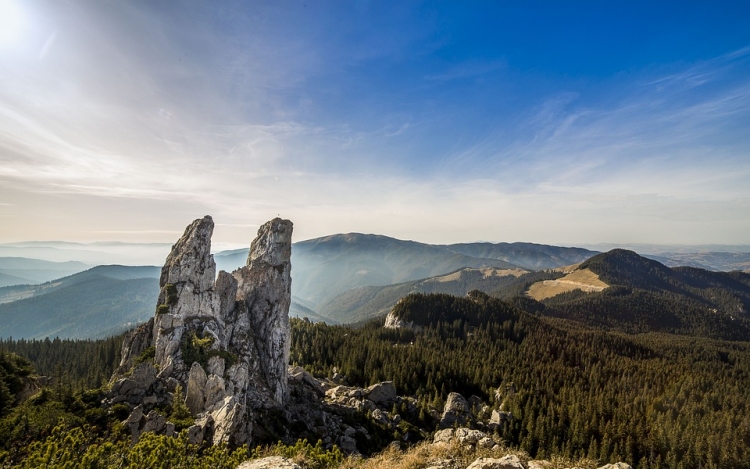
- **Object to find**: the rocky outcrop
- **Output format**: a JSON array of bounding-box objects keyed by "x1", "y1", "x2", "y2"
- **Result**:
[
  {"x1": 107, "y1": 216, "x2": 293, "y2": 447},
  {"x1": 440, "y1": 392, "x2": 474, "y2": 428},
  {"x1": 111, "y1": 319, "x2": 154, "y2": 381},
  {"x1": 384, "y1": 300, "x2": 422, "y2": 331}
]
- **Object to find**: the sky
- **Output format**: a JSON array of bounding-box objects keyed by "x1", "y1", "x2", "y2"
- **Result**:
[{"x1": 0, "y1": 0, "x2": 749, "y2": 247}]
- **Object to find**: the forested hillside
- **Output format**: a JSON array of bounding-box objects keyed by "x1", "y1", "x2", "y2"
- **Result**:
[
  {"x1": 0, "y1": 266, "x2": 161, "y2": 339},
  {"x1": 316, "y1": 268, "x2": 528, "y2": 323},
  {"x1": 293, "y1": 293, "x2": 750, "y2": 468}
]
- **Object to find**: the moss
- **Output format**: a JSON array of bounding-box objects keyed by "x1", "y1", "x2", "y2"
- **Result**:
[{"x1": 156, "y1": 304, "x2": 170, "y2": 315}]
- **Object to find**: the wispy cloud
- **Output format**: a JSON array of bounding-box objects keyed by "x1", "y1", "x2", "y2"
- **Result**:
[{"x1": 0, "y1": 1, "x2": 748, "y2": 245}]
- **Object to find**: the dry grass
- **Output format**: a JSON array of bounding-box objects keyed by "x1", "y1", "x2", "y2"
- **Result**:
[
  {"x1": 332, "y1": 442, "x2": 600, "y2": 469},
  {"x1": 526, "y1": 268, "x2": 608, "y2": 301},
  {"x1": 338, "y1": 441, "x2": 527, "y2": 469}
]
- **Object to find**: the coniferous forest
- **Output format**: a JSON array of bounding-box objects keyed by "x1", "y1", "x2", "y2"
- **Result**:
[{"x1": 2, "y1": 284, "x2": 749, "y2": 468}]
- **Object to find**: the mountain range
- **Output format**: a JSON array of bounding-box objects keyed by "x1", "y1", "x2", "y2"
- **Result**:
[
  {"x1": 2, "y1": 232, "x2": 750, "y2": 340},
  {"x1": 0, "y1": 257, "x2": 89, "y2": 288},
  {"x1": 525, "y1": 249, "x2": 750, "y2": 340}
]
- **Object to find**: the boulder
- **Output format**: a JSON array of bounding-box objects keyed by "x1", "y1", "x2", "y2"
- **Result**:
[
  {"x1": 454, "y1": 428, "x2": 487, "y2": 445},
  {"x1": 337, "y1": 435, "x2": 358, "y2": 453},
  {"x1": 433, "y1": 428, "x2": 455, "y2": 445},
  {"x1": 365, "y1": 381, "x2": 397, "y2": 406},
  {"x1": 466, "y1": 455, "x2": 524, "y2": 469},
  {"x1": 142, "y1": 410, "x2": 167, "y2": 434},
  {"x1": 440, "y1": 392, "x2": 473, "y2": 428},
  {"x1": 598, "y1": 464, "x2": 633, "y2": 469},
  {"x1": 528, "y1": 461, "x2": 552, "y2": 469},
  {"x1": 370, "y1": 408, "x2": 390, "y2": 426},
  {"x1": 490, "y1": 409, "x2": 512, "y2": 424}
]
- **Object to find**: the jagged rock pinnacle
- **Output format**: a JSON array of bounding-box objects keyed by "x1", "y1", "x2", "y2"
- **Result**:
[
  {"x1": 111, "y1": 216, "x2": 293, "y2": 446},
  {"x1": 235, "y1": 218, "x2": 293, "y2": 404}
]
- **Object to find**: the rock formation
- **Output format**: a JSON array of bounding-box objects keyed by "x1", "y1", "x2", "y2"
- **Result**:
[
  {"x1": 105, "y1": 216, "x2": 637, "y2": 469},
  {"x1": 108, "y1": 215, "x2": 293, "y2": 446},
  {"x1": 440, "y1": 392, "x2": 474, "y2": 428}
]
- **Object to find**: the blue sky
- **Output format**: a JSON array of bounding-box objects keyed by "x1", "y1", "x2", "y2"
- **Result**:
[{"x1": 0, "y1": 1, "x2": 749, "y2": 246}]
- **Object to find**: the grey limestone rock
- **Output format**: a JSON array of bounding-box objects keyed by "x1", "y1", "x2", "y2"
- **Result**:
[
  {"x1": 365, "y1": 381, "x2": 397, "y2": 406},
  {"x1": 432, "y1": 427, "x2": 499, "y2": 448},
  {"x1": 185, "y1": 362, "x2": 208, "y2": 415},
  {"x1": 527, "y1": 461, "x2": 552, "y2": 469},
  {"x1": 112, "y1": 319, "x2": 154, "y2": 381},
  {"x1": 383, "y1": 300, "x2": 423, "y2": 331},
  {"x1": 466, "y1": 455, "x2": 524, "y2": 469},
  {"x1": 233, "y1": 218, "x2": 293, "y2": 405},
  {"x1": 433, "y1": 428, "x2": 456, "y2": 445},
  {"x1": 440, "y1": 392, "x2": 473, "y2": 428},
  {"x1": 153, "y1": 216, "x2": 221, "y2": 370},
  {"x1": 111, "y1": 216, "x2": 294, "y2": 447}
]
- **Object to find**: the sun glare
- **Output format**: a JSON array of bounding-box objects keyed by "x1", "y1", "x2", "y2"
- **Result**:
[{"x1": 0, "y1": 0, "x2": 26, "y2": 48}]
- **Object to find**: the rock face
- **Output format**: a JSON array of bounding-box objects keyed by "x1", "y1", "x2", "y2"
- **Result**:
[
  {"x1": 233, "y1": 218, "x2": 293, "y2": 405},
  {"x1": 108, "y1": 216, "x2": 293, "y2": 446}
]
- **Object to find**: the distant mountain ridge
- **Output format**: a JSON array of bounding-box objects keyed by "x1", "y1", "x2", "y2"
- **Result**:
[
  {"x1": 139, "y1": 233, "x2": 599, "y2": 323},
  {"x1": 442, "y1": 242, "x2": 596, "y2": 270},
  {"x1": 0, "y1": 265, "x2": 161, "y2": 339},
  {"x1": 0, "y1": 257, "x2": 89, "y2": 287}
]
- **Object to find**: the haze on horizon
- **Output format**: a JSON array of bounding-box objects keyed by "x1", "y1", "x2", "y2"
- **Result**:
[{"x1": 1, "y1": 1, "x2": 749, "y2": 247}]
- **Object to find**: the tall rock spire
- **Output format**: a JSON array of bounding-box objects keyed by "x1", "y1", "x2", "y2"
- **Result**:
[
  {"x1": 153, "y1": 215, "x2": 220, "y2": 367},
  {"x1": 234, "y1": 218, "x2": 293, "y2": 404}
]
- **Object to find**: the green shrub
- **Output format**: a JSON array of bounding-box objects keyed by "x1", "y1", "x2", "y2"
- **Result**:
[
  {"x1": 251, "y1": 439, "x2": 344, "y2": 469},
  {"x1": 164, "y1": 284, "x2": 179, "y2": 306}
]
